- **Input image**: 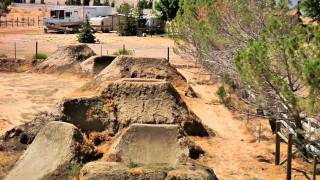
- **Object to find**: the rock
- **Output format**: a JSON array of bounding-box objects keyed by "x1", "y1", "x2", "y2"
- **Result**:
[
  {"x1": 5, "y1": 122, "x2": 84, "y2": 180},
  {"x1": 166, "y1": 164, "x2": 218, "y2": 180},
  {"x1": 81, "y1": 56, "x2": 187, "y2": 92},
  {"x1": 108, "y1": 124, "x2": 189, "y2": 165},
  {"x1": 0, "y1": 112, "x2": 62, "y2": 151},
  {"x1": 80, "y1": 55, "x2": 116, "y2": 76},
  {"x1": 35, "y1": 44, "x2": 95, "y2": 74},
  {"x1": 80, "y1": 162, "x2": 167, "y2": 180},
  {"x1": 61, "y1": 79, "x2": 209, "y2": 136},
  {"x1": 79, "y1": 162, "x2": 218, "y2": 180},
  {"x1": 185, "y1": 84, "x2": 198, "y2": 98}
]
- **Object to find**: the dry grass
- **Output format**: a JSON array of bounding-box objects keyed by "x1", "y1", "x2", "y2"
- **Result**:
[{"x1": 0, "y1": 151, "x2": 22, "y2": 179}]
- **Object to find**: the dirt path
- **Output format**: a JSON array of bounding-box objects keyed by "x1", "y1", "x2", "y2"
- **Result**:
[{"x1": 176, "y1": 67, "x2": 312, "y2": 179}]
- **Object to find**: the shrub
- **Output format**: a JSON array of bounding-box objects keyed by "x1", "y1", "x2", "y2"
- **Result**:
[
  {"x1": 127, "y1": 160, "x2": 139, "y2": 168},
  {"x1": 216, "y1": 85, "x2": 231, "y2": 107},
  {"x1": 32, "y1": 52, "x2": 48, "y2": 60},
  {"x1": 0, "y1": 53, "x2": 7, "y2": 58},
  {"x1": 112, "y1": 48, "x2": 133, "y2": 56}
]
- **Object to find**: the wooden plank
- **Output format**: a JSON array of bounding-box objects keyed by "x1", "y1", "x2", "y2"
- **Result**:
[{"x1": 314, "y1": 155, "x2": 317, "y2": 180}]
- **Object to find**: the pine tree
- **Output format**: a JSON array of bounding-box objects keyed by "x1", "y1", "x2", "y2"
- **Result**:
[
  {"x1": 77, "y1": 16, "x2": 96, "y2": 43},
  {"x1": 155, "y1": 0, "x2": 179, "y2": 21},
  {"x1": 300, "y1": 0, "x2": 320, "y2": 21}
]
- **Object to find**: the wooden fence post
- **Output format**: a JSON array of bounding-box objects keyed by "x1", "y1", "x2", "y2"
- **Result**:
[
  {"x1": 287, "y1": 133, "x2": 293, "y2": 180},
  {"x1": 167, "y1": 47, "x2": 170, "y2": 62},
  {"x1": 275, "y1": 121, "x2": 281, "y2": 165},
  {"x1": 5, "y1": 18, "x2": 7, "y2": 27},
  {"x1": 33, "y1": 17, "x2": 35, "y2": 26},
  {"x1": 28, "y1": 17, "x2": 29, "y2": 26},
  {"x1": 38, "y1": 16, "x2": 40, "y2": 26},
  {"x1": 35, "y1": 41, "x2": 38, "y2": 60},
  {"x1": 17, "y1": 17, "x2": 18, "y2": 27},
  {"x1": 12, "y1": 19, "x2": 13, "y2": 27},
  {"x1": 100, "y1": 45, "x2": 102, "y2": 56},
  {"x1": 123, "y1": 44, "x2": 125, "y2": 52},
  {"x1": 314, "y1": 155, "x2": 317, "y2": 180}
]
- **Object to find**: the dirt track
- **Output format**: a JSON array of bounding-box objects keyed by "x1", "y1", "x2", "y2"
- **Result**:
[{"x1": 0, "y1": 27, "x2": 316, "y2": 179}]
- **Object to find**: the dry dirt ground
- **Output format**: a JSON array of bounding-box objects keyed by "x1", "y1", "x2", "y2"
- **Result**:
[{"x1": 0, "y1": 27, "x2": 317, "y2": 179}]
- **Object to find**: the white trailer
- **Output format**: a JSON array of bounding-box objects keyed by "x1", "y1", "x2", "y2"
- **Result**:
[{"x1": 43, "y1": 6, "x2": 115, "y2": 33}]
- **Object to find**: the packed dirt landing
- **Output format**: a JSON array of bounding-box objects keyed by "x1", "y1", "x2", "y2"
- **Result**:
[{"x1": 79, "y1": 56, "x2": 187, "y2": 94}]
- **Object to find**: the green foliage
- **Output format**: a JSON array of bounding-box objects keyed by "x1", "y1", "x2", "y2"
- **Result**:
[
  {"x1": 65, "y1": 0, "x2": 81, "y2": 5},
  {"x1": 32, "y1": 52, "x2": 47, "y2": 60},
  {"x1": 4, "y1": 0, "x2": 11, "y2": 7},
  {"x1": 137, "y1": 0, "x2": 152, "y2": 10},
  {"x1": 216, "y1": 85, "x2": 231, "y2": 107},
  {"x1": 300, "y1": 0, "x2": 320, "y2": 22},
  {"x1": 0, "y1": 53, "x2": 7, "y2": 58},
  {"x1": 127, "y1": 160, "x2": 139, "y2": 168},
  {"x1": 233, "y1": 15, "x2": 320, "y2": 121},
  {"x1": 93, "y1": 0, "x2": 101, "y2": 6},
  {"x1": 117, "y1": 2, "x2": 131, "y2": 14},
  {"x1": 68, "y1": 161, "x2": 81, "y2": 178},
  {"x1": 112, "y1": 47, "x2": 133, "y2": 56},
  {"x1": 103, "y1": 0, "x2": 109, "y2": 6},
  {"x1": 155, "y1": 0, "x2": 179, "y2": 21},
  {"x1": 111, "y1": 0, "x2": 115, "y2": 7},
  {"x1": 77, "y1": 16, "x2": 96, "y2": 43}
]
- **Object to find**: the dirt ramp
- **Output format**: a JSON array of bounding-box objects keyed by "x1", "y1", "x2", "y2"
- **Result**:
[
  {"x1": 109, "y1": 124, "x2": 188, "y2": 165},
  {"x1": 82, "y1": 56, "x2": 186, "y2": 92},
  {"x1": 35, "y1": 44, "x2": 95, "y2": 74},
  {"x1": 80, "y1": 55, "x2": 116, "y2": 76},
  {"x1": 61, "y1": 79, "x2": 209, "y2": 136},
  {"x1": 5, "y1": 121, "x2": 84, "y2": 180}
]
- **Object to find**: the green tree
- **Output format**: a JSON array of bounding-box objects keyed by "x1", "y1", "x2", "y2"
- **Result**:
[
  {"x1": 93, "y1": 0, "x2": 101, "y2": 6},
  {"x1": 111, "y1": 0, "x2": 115, "y2": 7},
  {"x1": 137, "y1": 0, "x2": 148, "y2": 10},
  {"x1": 300, "y1": 0, "x2": 320, "y2": 21},
  {"x1": 78, "y1": 16, "x2": 96, "y2": 43},
  {"x1": 117, "y1": 2, "x2": 131, "y2": 14},
  {"x1": 65, "y1": 0, "x2": 81, "y2": 5},
  {"x1": 103, "y1": 0, "x2": 109, "y2": 6},
  {"x1": 233, "y1": 15, "x2": 320, "y2": 130},
  {"x1": 155, "y1": 0, "x2": 179, "y2": 21}
]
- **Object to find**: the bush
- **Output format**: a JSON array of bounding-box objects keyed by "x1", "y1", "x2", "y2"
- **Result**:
[
  {"x1": 32, "y1": 52, "x2": 48, "y2": 60},
  {"x1": 0, "y1": 53, "x2": 7, "y2": 58},
  {"x1": 216, "y1": 85, "x2": 231, "y2": 107},
  {"x1": 112, "y1": 48, "x2": 133, "y2": 56}
]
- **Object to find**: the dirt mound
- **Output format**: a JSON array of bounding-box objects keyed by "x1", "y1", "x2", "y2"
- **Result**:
[
  {"x1": 0, "y1": 58, "x2": 29, "y2": 72},
  {"x1": 80, "y1": 55, "x2": 116, "y2": 76},
  {"x1": 80, "y1": 162, "x2": 218, "y2": 180},
  {"x1": 108, "y1": 124, "x2": 189, "y2": 165},
  {"x1": 81, "y1": 56, "x2": 186, "y2": 92},
  {"x1": 35, "y1": 44, "x2": 96, "y2": 74},
  {"x1": 5, "y1": 122, "x2": 84, "y2": 180},
  {"x1": 61, "y1": 78, "x2": 209, "y2": 136}
]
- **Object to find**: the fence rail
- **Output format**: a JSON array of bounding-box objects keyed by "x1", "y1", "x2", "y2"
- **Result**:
[{"x1": 0, "y1": 16, "x2": 43, "y2": 28}]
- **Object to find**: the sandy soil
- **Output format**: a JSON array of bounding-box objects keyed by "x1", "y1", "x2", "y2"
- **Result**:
[
  {"x1": 0, "y1": 72, "x2": 88, "y2": 134},
  {"x1": 0, "y1": 27, "x2": 180, "y2": 61}
]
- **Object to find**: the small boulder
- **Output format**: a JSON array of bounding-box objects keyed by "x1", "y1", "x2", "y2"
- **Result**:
[{"x1": 5, "y1": 122, "x2": 84, "y2": 180}]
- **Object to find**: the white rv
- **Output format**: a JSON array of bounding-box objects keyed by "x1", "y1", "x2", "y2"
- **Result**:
[{"x1": 43, "y1": 6, "x2": 115, "y2": 33}]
